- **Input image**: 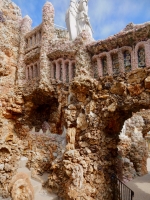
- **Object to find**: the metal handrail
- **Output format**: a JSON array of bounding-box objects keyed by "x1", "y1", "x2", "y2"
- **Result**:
[{"x1": 111, "y1": 174, "x2": 134, "y2": 200}]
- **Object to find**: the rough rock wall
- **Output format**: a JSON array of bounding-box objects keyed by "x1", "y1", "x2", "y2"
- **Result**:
[
  {"x1": 47, "y1": 67, "x2": 150, "y2": 200},
  {"x1": 0, "y1": 0, "x2": 23, "y2": 197},
  {"x1": 1, "y1": 0, "x2": 150, "y2": 200}
]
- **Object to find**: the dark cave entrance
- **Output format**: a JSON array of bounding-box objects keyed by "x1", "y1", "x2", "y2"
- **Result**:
[{"x1": 25, "y1": 94, "x2": 63, "y2": 134}]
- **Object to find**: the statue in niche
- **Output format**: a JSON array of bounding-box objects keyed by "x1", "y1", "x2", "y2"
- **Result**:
[{"x1": 66, "y1": 0, "x2": 93, "y2": 40}]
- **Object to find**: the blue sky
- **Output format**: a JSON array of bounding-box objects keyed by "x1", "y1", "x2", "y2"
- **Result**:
[{"x1": 12, "y1": 0, "x2": 150, "y2": 40}]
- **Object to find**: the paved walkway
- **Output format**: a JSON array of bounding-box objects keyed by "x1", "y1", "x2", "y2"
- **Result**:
[{"x1": 126, "y1": 158, "x2": 150, "y2": 200}]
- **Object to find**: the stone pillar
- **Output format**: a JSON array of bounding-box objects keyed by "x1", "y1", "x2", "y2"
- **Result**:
[
  {"x1": 37, "y1": 62, "x2": 40, "y2": 77},
  {"x1": 17, "y1": 15, "x2": 32, "y2": 84},
  {"x1": 33, "y1": 64, "x2": 37, "y2": 78},
  {"x1": 40, "y1": 2, "x2": 55, "y2": 87},
  {"x1": 26, "y1": 66, "x2": 29, "y2": 80},
  {"x1": 107, "y1": 53, "x2": 113, "y2": 75},
  {"x1": 96, "y1": 57, "x2": 103, "y2": 77},
  {"x1": 118, "y1": 50, "x2": 124, "y2": 73},
  {"x1": 145, "y1": 40, "x2": 150, "y2": 67},
  {"x1": 51, "y1": 62, "x2": 55, "y2": 79},
  {"x1": 29, "y1": 66, "x2": 33, "y2": 79},
  {"x1": 32, "y1": 35, "x2": 35, "y2": 46},
  {"x1": 62, "y1": 60, "x2": 66, "y2": 83},
  {"x1": 56, "y1": 61, "x2": 60, "y2": 80},
  {"x1": 131, "y1": 48, "x2": 135, "y2": 70},
  {"x1": 28, "y1": 38, "x2": 30, "y2": 48},
  {"x1": 69, "y1": 61, "x2": 73, "y2": 82},
  {"x1": 134, "y1": 45, "x2": 139, "y2": 70}
]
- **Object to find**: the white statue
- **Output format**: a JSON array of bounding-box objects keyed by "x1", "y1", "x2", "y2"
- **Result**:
[{"x1": 65, "y1": 0, "x2": 93, "y2": 40}]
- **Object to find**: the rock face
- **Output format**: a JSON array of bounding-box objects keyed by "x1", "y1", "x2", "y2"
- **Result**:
[{"x1": 1, "y1": 0, "x2": 150, "y2": 199}]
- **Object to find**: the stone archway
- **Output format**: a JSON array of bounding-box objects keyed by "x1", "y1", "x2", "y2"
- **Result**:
[
  {"x1": 117, "y1": 111, "x2": 150, "y2": 182},
  {"x1": 57, "y1": 67, "x2": 150, "y2": 200}
]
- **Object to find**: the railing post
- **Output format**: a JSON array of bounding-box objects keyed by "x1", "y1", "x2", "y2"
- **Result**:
[{"x1": 111, "y1": 174, "x2": 134, "y2": 200}]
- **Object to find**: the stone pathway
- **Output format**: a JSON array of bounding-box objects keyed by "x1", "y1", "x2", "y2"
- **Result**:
[
  {"x1": 126, "y1": 158, "x2": 150, "y2": 200},
  {"x1": 0, "y1": 157, "x2": 58, "y2": 200}
]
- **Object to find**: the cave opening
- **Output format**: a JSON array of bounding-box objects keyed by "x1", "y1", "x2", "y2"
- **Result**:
[{"x1": 25, "y1": 95, "x2": 63, "y2": 134}]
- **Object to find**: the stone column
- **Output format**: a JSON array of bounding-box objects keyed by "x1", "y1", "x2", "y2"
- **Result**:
[
  {"x1": 69, "y1": 61, "x2": 73, "y2": 82},
  {"x1": 40, "y1": 2, "x2": 55, "y2": 87},
  {"x1": 26, "y1": 66, "x2": 29, "y2": 80},
  {"x1": 62, "y1": 60, "x2": 66, "y2": 83},
  {"x1": 96, "y1": 57, "x2": 103, "y2": 77},
  {"x1": 107, "y1": 53, "x2": 113, "y2": 75},
  {"x1": 56, "y1": 61, "x2": 60, "y2": 80},
  {"x1": 118, "y1": 50, "x2": 124, "y2": 73},
  {"x1": 17, "y1": 15, "x2": 32, "y2": 85},
  {"x1": 134, "y1": 46, "x2": 139, "y2": 70},
  {"x1": 33, "y1": 64, "x2": 37, "y2": 78},
  {"x1": 32, "y1": 35, "x2": 35, "y2": 46},
  {"x1": 28, "y1": 38, "x2": 30, "y2": 48},
  {"x1": 37, "y1": 62, "x2": 40, "y2": 77},
  {"x1": 145, "y1": 40, "x2": 150, "y2": 67},
  {"x1": 29, "y1": 66, "x2": 33, "y2": 79},
  {"x1": 51, "y1": 62, "x2": 55, "y2": 79},
  {"x1": 131, "y1": 48, "x2": 135, "y2": 70}
]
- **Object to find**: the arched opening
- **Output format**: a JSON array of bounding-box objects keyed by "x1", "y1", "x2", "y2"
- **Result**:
[
  {"x1": 124, "y1": 50, "x2": 131, "y2": 72},
  {"x1": 72, "y1": 62, "x2": 76, "y2": 79},
  {"x1": 101, "y1": 56, "x2": 107, "y2": 76},
  {"x1": 34, "y1": 64, "x2": 38, "y2": 78},
  {"x1": 32, "y1": 35, "x2": 35, "y2": 46},
  {"x1": 112, "y1": 53, "x2": 120, "y2": 75},
  {"x1": 38, "y1": 31, "x2": 41, "y2": 42},
  {"x1": 53, "y1": 63, "x2": 56, "y2": 79},
  {"x1": 66, "y1": 62, "x2": 69, "y2": 83},
  {"x1": 30, "y1": 37, "x2": 32, "y2": 47},
  {"x1": 25, "y1": 94, "x2": 63, "y2": 134},
  {"x1": 118, "y1": 113, "x2": 149, "y2": 182},
  {"x1": 27, "y1": 67, "x2": 30, "y2": 80},
  {"x1": 28, "y1": 38, "x2": 30, "y2": 48},
  {"x1": 93, "y1": 60, "x2": 98, "y2": 79},
  {"x1": 30, "y1": 65, "x2": 33, "y2": 79},
  {"x1": 138, "y1": 47, "x2": 146, "y2": 68},
  {"x1": 34, "y1": 33, "x2": 37, "y2": 44}
]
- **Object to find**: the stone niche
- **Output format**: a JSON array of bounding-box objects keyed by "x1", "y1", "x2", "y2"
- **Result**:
[{"x1": 24, "y1": 93, "x2": 63, "y2": 134}]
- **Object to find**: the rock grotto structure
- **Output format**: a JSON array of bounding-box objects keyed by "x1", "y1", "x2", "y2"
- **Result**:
[{"x1": 0, "y1": 0, "x2": 150, "y2": 199}]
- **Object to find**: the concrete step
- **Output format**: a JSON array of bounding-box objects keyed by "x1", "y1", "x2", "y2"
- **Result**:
[
  {"x1": 34, "y1": 191, "x2": 58, "y2": 200},
  {"x1": 19, "y1": 156, "x2": 28, "y2": 168},
  {"x1": 30, "y1": 178, "x2": 42, "y2": 194},
  {"x1": 17, "y1": 167, "x2": 31, "y2": 178}
]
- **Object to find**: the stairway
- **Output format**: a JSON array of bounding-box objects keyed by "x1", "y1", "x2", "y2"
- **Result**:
[{"x1": 17, "y1": 156, "x2": 58, "y2": 200}]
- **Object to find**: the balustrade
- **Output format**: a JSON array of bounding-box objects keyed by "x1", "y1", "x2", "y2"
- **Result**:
[
  {"x1": 26, "y1": 62, "x2": 40, "y2": 81},
  {"x1": 25, "y1": 27, "x2": 42, "y2": 49},
  {"x1": 51, "y1": 59, "x2": 76, "y2": 83}
]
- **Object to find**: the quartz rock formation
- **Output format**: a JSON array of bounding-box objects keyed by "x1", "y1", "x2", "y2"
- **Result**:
[{"x1": 1, "y1": 0, "x2": 150, "y2": 199}]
